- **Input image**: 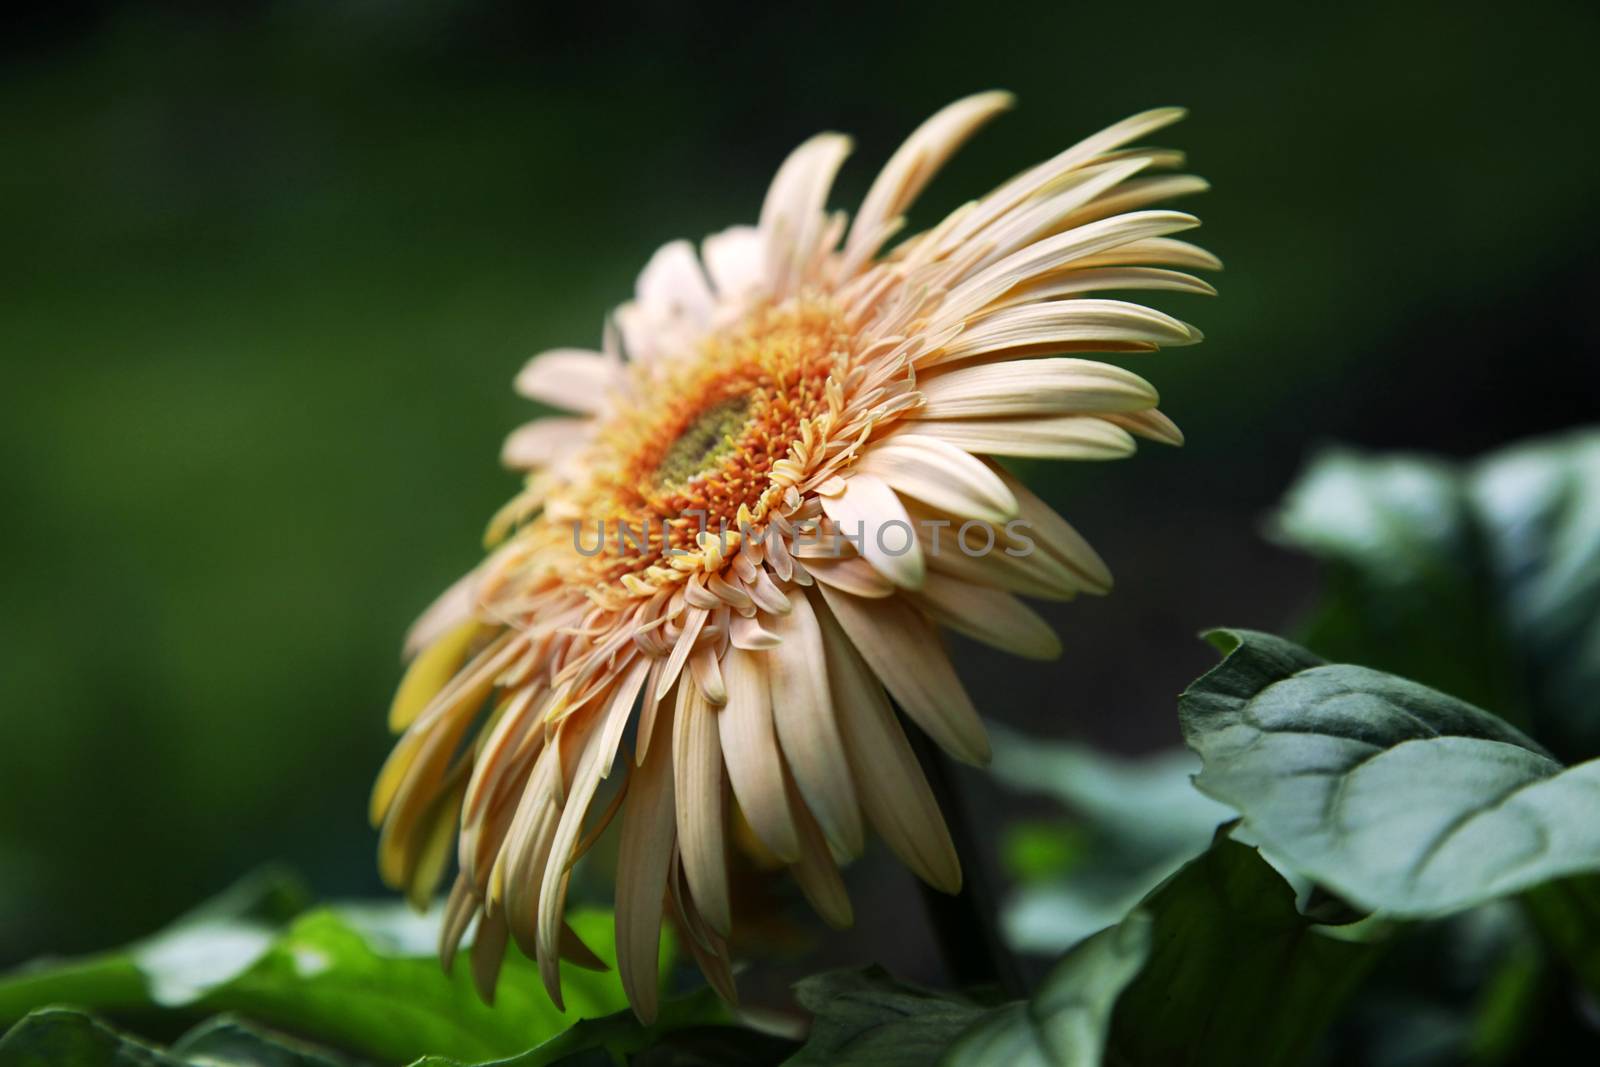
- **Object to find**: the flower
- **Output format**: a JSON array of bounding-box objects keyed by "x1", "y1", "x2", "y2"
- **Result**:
[{"x1": 371, "y1": 91, "x2": 1214, "y2": 1021}]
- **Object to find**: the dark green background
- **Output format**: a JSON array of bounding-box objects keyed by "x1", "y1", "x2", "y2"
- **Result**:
[{"x1": 3, "y1": 0, "x2": 1596, "y2": 979}]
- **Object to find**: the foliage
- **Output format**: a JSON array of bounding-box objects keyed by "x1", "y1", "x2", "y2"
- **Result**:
[
  {"x1": 7, "y1": 428, "x2": 1600, "y2": 1064},
  {"x1": 988, "y1": 727, "x2": 1229, "y2": 953},
  {"x1": 0, "y1": 870, "x2": 694, "y2": 1065},
  {"x1": 1274, "y1": 430, "x2": 1600, "y2": 761}
]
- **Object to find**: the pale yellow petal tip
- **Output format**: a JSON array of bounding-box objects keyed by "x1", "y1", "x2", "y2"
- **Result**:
[
  {"x1": 963, "y1": 88, "x2": 1017, "y2": 112},
  {"x1": 1142, "y1": 105, "x2": 1190, "y2": 127}
]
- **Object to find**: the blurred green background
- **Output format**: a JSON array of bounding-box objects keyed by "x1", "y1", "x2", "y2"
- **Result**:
[{"x1": 3, "y1": 0, "x2": 1597, "y2": 979}]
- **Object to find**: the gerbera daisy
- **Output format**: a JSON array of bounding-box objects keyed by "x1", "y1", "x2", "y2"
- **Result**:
[{"x1": 372, "y1": 91, "x2": 1214, "y2": 1021}]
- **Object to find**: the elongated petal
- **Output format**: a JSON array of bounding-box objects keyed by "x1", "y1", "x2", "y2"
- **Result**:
[
  {"x1": 857, "y1": 434, "x2": 1018, "y2": 522},
  {"x1": 616, "y1": 697, "x2": 677, "y2": 1024},
  {"x1": 911, "y1": 571, "x2": 1062, "y2": 660},
  {"x1": 389, "y1": 619, "x2": 481, "y2": 732},
  {"x1": 760, "y1": 133, "x2": 852, "y2": 293},
  {"x1": 717, "y1": 647, "x2": 800, "y2": 862},
  {"x1": 820, "y1": 473, "x2": 925, "y2": 588},
  {"x1": 933, "y1": 300, "x2": 1199, "y2": 367},
  {"x1": 910, "y1": 415, "x2": 1137, "y2": 460},
  {"x1": 933, "y1": 210, "x2": 1200, "y2": 328},
  {"x1": 991, "y1": 466, "x2": 1113, "y2": 591},
  {"x1": 812, "y1": 583, "x2": 989, "y2": 765},
  {"x1": 673, "y1": 682, "x2": 730, "y2": 936},
  {"x1": 514, "y1": 348, "x2": 617, "y2": 412},
  {"x1": 784, "y1": 769, "x2": 854, "y2": 928},
  {"x1": 917, "y1": 358, "x2": 1158, "y2": 420},
  {"x1": 501, "y1": 417, "x2": 591, "y2": 470},
  {"x1": 815, "y1": 601, "x2": 961, "y2": 892},
  {"x1": 803, "y1": 554, "x2": 897, "y2": 599},
  {"x1": 844, "y1": 91, "x2": 1013, "y2": 265},
  {"x1": 767, "y1": 593, "x2": 864, "y2": 857},
  {"x1": 636, "y1": 239, "x2": 715, "y2": 327}
]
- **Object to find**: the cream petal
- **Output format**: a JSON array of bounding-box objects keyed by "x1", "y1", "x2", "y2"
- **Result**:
[
  {"x1": 1057, "y1": 173, "x2": 1212, "y2": 230},
  {"x1": 615, "y1": 696, "x2": 677, "y2": 1024},
  {"x1": 501, "y1": 417, "x2": 591, "y2": 470},
  {"x1": 820, "y1": 473, "x2": 925, "y2": 589},
  {"x1": 916, "y1": 358, "x2": 1158, "y2": 420},
  {"x1": 942, "y1": 107, "x2": 1189, "y2": 248},
  {"x1": 1103, "y1": 408, "x2": 1186, "y2": 446},
  {"x1": 1071, "y1": 236, "x2": 1222, "y2": 272},
  {"x1": 843, "y1": 91, "x2": 1014, "y2": 268},
  {"x1": 403, "y1": 565, "x2": 482, "y2": 658},
  {"x1": 932, "y1": 210, "x2": 1201, "y2": 328},
  {"x1": 963, "y1": 156, "x2": 1156, "y2": 273},
  {"x1": 759, "y1": 133, "x2": 852, "y2": 293},
  {"x1": 803, "y1": 554, "x2": 898, "y2": 599},
  {"x1": 513, "y1": 348, "x2": 618, "y2": 413},
  {"x1": 767, "y1": 593, "x2": 863, "y2": 857},
  {"x1": 815, "y1": 602, "x2": 961, "y2": 893},
  {"x1": 673, "y1": 682, "x2": 730, "y2": 937},
  {"x1": 993, "y1": 266, "x2": 1216, "y2": 308},
  {"x1": 656, "y1": 605, "x2": 709, "y2": 701},
  {"x1": 784, "y1": 770, "x2": 854, "y2": 928},
  {"x1": 689, "y1": 643, "x2": 728, "y2": 705},
  {"x1": 906, "y1": 498, "x2": 1092, "y2": 601},
  {"x1": 911, "y1": 571, "x2": 1062, "y2": 660},
  {"x1": 812, "y1": 583, "x2": 989, "y2": 765},
  {"x1": 717, "y1": 647, "x2": 801, "y2": 862},
  {"x1": 909, "y1": 414, "x2": 1138, "y2": 460},
  {"x1": 856, "y1": 434, "x2": 1018, "y2": 523},
  {"x1": 730, "y1": 612, "x2": 783, "y2": 650},
  {"x1": 701, "y1": 225, "x2": 766, "y2": 302},
  {"x1": 931, "y1": 301, "x2": 1199, "y2": 366},
  {"x1": 636, "y1": 239, "x2": 716, "y2": 327},
  {"x1": 992, "y1": 467, "x2": 1114, "y2": 593},
  {"x1": 470, "y1": 909, "x2": 510, "y2": 1004}
]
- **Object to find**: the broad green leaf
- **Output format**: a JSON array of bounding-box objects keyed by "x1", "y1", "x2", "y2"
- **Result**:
[
  {"x1": 168, "y1": 1015, "x2": 349, "y2": 1067},
  {"x1": 783, "y1": 968, "x2": 989, "y2": 1067},
  {"x1": 406, "y1": 988, "x2": 756, "y2": 1067},
  {"x1": 1106, "y1": 837, "x2": 1382, "y2": 1066},
  {"x1": 1181, "y1": 629, "x2": 1600, "y2": 917},
  {"x1": 988, "y1": 726, "x2": 1230, "y2": 953},
  {"x1": 787, "y1": 916, "x2": 1151, "y2": 1066},
  {"x1": 0, "y1": 1008, "x2": 355, "y2": 1067},
  {"x1": 1275, "y1": 429, "x2": 1600, "y2": 760},
  {"x1": 0, "y1": 872, "x2": 668, "y2": 1064},
  {"x1": 941, "y1": 914, "x2": 1150, "y2": 1067},
  {"x1": 1471, "y1": 431, "x2": 1600, "y2": 761},
  {"x1": 0, "y1": 868, "x2": 310, "y2": 1026},
  {"x1": 0, "y1": 1008, "x2": 182, "y2": 1067}
]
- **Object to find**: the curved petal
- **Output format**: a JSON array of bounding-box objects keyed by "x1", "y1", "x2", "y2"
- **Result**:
[{"x1": 514, "y1": 348, "x2": 619, "y2": 412}]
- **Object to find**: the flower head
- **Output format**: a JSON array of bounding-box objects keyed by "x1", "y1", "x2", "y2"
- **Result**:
[{"x1": 372, "y1": 92, "x2": 1214, "y2": 1020}]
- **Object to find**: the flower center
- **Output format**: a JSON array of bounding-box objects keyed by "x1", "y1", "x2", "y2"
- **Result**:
[{"x1": 652, "y1": 396, "x2": 752, "y2": 490}]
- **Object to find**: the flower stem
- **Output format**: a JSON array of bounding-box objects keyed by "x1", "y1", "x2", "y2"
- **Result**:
[{"x1": 906, "y1": 719, "x2": 1027, "y2": 999}]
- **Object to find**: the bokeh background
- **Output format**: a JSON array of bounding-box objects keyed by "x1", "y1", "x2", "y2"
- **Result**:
[{"x1": 4, "y1": 0, "x2": 1597, "y2": 994}]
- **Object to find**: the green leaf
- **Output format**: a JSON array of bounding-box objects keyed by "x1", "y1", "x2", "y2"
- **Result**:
[
  {"x1": 405, "y1": 988, "x2": 756, "y2": 1067},
  {"x1": 1181, "y1": 629, "x2": 1600, "y2": 917},
  {"x1": 783, "y1": 968, "x2": 989, "y2": 1067},
  {"x1": 941, "y1": 915, "x2": 1151, "y2": 1067},
  {"x1": 1106, "y1": 837, "x2": 1383, "y2": 1066},
  {"x1": 0, "y1": 1009, "x2": 183, "y2": 1067},
  {"x1": 0, "y1": 1008, "x2": 353, "y2": 1067},
  {"x1": 786, "y1": 916, "x2": 1152, "y2": 1067},
  {"x1": 168, "y1": 1015, "x2": 350, "y2": 1067},
  {"x1": 0, "y1": 873, "x2": 667, "y2": 1064},
  {"x1": 1275, "y1": 429, "x2": 1600, "y2": 760},
  {"x1": 988, "y1": 725, "x2": 1230, "y2": 953}
]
